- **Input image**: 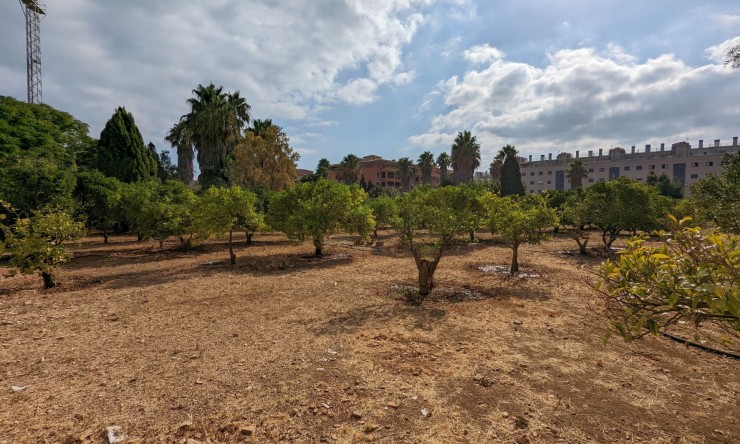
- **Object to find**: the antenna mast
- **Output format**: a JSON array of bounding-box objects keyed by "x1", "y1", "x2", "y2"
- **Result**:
[{"x1": 19, "y1": 0, "x2": 46, "y2": 104}]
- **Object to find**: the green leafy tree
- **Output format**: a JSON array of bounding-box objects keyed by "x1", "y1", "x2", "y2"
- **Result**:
[
  {"x1": 194, "y1": 186, "x2": 262, "y2": 264},
  {"x1": 0, "y1": 156, "x2": 77, "y2": 217},
  {"x1": 689, "y1": 152, "x2": 739, "y2": 233},
  {"x1": 1, "y1": 202, "x2": 85, "y2": 288},
  {"x1": 436, "y1": 152, "x2": 451, "y2": 184},
  {"x1": 489, "y1": 158, "x2": 503, "y2": 182},
  {"x1": 367, "y1": 196, "x2": 399, "y2": 237},
  {"x1": 417, "y1": 151, "x2": 435, "y2": 185},
  {"x1": 396, "y1": 157, "x2": 415, "y2": 192},
  {"x1": 96, "y1": 107, "x2": 159, "y2": 183},
  {"x1": 593, "y1": 217, "x2": 739, "y2": 343},
  {"x1": 579, "y1": 177, "x2": 666, "y2": 251},
  {"x1": 483, "y1": 194, "x2": 559, "y2": 273},
  {"x1": 266, "y1": 179, "x2": 373, "y2": 256},
  {"x1": 566, "y1": 158, "x2": 588, "y2": 190},
  {"x1": 392, "y1": 186, "x2": 482, "y2": 302},
  {"x1": 646, "y1": 172, "x2": 683, "y2": 198},
  {"x1": 74, "y1": 170, "x2": 123, "y2": 243},
  {"x1": 498, "y1": 145, "x2": 525, "y2": 196},
  {"x1": 560, "y1": 190, "x2": 591, "y2": 254},
  {"x1": 120, "y1": 181, "x2": 197, "y2": 248},
  {"x1": 451, "y1": 131, "x2": 481, "y2": 184}
]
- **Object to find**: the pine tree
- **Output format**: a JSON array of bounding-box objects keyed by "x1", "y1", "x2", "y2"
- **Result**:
[
  {"x1": 96, "y1": 107, "x2": 158, "y2": 183},
  {"x1": 499, "y1": 145, "x2": 525, "y2": 196}
]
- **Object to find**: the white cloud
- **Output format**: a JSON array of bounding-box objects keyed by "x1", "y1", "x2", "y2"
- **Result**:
[
  {"x1": 705, "y1": 36, "x2": 740, "y2": 64},
  {"x1": 464, "y1": 44, "x2": 504, "y2": 64},
  {"x1": 410, "y1": 41, "x2": 740, "y2": 164}
]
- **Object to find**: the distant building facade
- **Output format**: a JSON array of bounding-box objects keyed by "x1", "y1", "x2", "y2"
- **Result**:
[
  {"x1": 519, "y1": 137, "x2": 739, "y2": 195},
  {"x1": 328, "y1": 155, "x2": 441, "y2": 188}
]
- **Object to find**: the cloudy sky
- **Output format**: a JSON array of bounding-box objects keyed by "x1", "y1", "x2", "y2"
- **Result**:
[{"x1": 1, "y1": 0, "x2": 739, "y2": 170}]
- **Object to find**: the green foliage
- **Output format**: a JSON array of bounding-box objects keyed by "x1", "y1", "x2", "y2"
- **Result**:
[
  {"x1": 0, "y1": 97, "x2": 93, "y2": 216},
  {"x1": 573, "y1": 177, "x2": 667, "y2": 250},
  {"x1": 566, "y1": 159, "x2": 588, "y2": 190},
  {"x1": 689, "y1": 152, "x2": 739, "y2": 233},
  {"x1": 593, "y1": 217, "x2": 739, "y2": 343},
  {"x1": 392, "y1": 186, "x2": 488, "y2": 301},
  {"x1": 74, "y1": 171, "x2": 123, "y2": 242},
  {"x1": 368, "y1": 185, "x2": 401, "y2": 198},
  {"x1": 367, "y1": 196, "x2": 399, "y2": 235},
  {"x1": 120, "y1": 180, "x2": 197, "y2": 248},
  {"x1": 483, "y1": 194, "x2": 559, "y2": 272},
  {"x1": 498, "y1": 145, "x2": 525, "y2": 196},
  {"x1": 1, "y1": 202, "x2": 85, "y2": 288},
  {"x1": 646, "y1": 172, "x2": 683, "y2": 198},
  {"x1": 266, "y1": 179, "x2": 373, "y2": 256},
  {"x1": 95, "y1": 107, "x2": 159, "y2": 183},
  {"x1": 194, "y1": 186, "x2": 262, "y2": 263},
  {"x1": 451, "y1": 131, "x2": 481, "y2": 184}
]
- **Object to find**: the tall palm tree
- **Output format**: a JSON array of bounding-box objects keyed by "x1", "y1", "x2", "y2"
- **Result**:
[
  {"x1": 181, "y1": 83, "x2": 251, "y2": 188},
  {"x1": 339, "y1": 154, "x2": 362, "y2": 184},
  {"x1": 165, "y1": 121, "x2": 194, "y2": 185},
  {"x1": 417, "y1": 151, "x2": 435, "y2": 185},
  {"x1": 436, "y1": 152, "x2": 451, "y2": 184},
  {"x1": 489, "y1": 158, "x2": 503, "y2": 182},
  {"x1": 397, "y1": 157, "x2": 415, "y2": 192},
  {"x1": 566, "y1": 158, "x2": 588, "y2": 190},
  {"x1": 451, "y1": 131, "x2": 481, "y2": 184}
]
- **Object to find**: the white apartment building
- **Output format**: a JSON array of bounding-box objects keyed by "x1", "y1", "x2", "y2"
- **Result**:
[{"x1": 519, "y1": 137, "x2": 740, "y2": 195}]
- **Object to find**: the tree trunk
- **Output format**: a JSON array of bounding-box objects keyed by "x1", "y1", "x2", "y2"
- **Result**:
[
  {"x1": 469, "y1": 231, "x2": 475, "y2": 242},
  {"x1": 553, "y1": 225, "x2": 559, "y2": 234},
  {"x1": 229, "y1": 229, "x2": 236, "y2": 265},
  {"x1": 159, "y1": 239, "x2": 164, "y2": 249},
  {"x1": 576, "y1": 236, "x2": 589, "y2": 254},
  {"x1": 103, "y1": 230, "x2": 109, "y2": 244},
  {"x1": 245, "y1": 232, "x2": 253, "y2": 245},
  {"x1": 137, "y1": 232, "x2": 142, "y2": 242},
  {"x1": 41, "y1": 271, "x2": 56, "y2": 289},
  {"x1": 510, "y1": 242, "x2": 520, "y2": 274},
  {"x1": 373, "y1": 227, "x2": 378, "y2": 238},
  {"x1": 313, "y1": 237, "x2": 323, "y2": 257}
]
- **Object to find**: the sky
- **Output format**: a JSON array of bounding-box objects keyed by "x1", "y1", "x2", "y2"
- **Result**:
[{"x1": 1, "y1": 0, "x2": 739, "y2": 171}]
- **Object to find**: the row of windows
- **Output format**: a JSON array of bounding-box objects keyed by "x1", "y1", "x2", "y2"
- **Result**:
[{"x1": 526, "y1": 161, "x2": 715, "y2": 176}]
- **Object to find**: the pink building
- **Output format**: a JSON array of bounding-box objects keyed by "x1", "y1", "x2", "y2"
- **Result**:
[{"x1": 328, "y1": 155, "x2": 441, "y2": 188}]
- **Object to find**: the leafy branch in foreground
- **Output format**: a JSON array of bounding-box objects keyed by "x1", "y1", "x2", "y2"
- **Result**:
[{"x1": 592, "y1": 216, "x2": 739, "y2": 343}]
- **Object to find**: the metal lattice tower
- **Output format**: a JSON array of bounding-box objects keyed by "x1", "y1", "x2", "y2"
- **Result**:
[{"x1": 19, "y1": 0, "x2": 46, "y2": 104}]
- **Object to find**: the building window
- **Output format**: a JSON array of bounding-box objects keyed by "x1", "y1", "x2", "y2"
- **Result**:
[
  {"x1": 547, "y1": 171, "x2": 552, "y2": 175},
  {"x1": 598, "y1": 178, "x2": 605, "y2": 182},
  {"x1": 538, "y1": 181, "x2": 543, "y2": 184},
  {"x1": 388, "y1": 172, "x2": 394, "y2": 178},
  {"x1": 521, "y1": 173, "x2": 526, "y2": 177},
  {"x1": 530, "y1": 172, "x2": 535, "y2": 176},
  {"x1": 706, "y1": 161, "x2": 713, "y2": 167},
  {"x1": 690, "y1": 174, "x2": 698, "y2": 179},
  {"x1": 636, "y1": 177, "x2": 642, "y2": 181},
  {"x1": 599, "y1": 167, "x2": 605, "y2": 172},
  {"x1": 649, "y1": 165, "x2": 655, "y2": 170},
  {"x1": 661, "y1": 164, "x2": 668, "y2": 169},
  {"x1": 381, "y1": 181, "x2": 386, "y2": 186},
  {"x1": 588, "y1": 168, "x2": 594, "y2": 173},
  {"x1": 538, "y1": 171, "x2": 543, "y2": 176},
  {"x1": 382, "y1": 172, "x2": 386, "y2": 178},
  {"x1": 636, "y1": 165, "x2": 643, "y2": 171},
  {"x1": 691, "y1": 162, "x2": 699, "y2": 167},
  {"x1": 588, "y1": 178, "x2": 594, "y2": 183},
  {"x1": 624, "y1": 166, "x2": 630, "y2": 171},
  {"x1": 376, "y1": 172, "x2": 380, "y2": 179},
  {"x1": 547, "y1": 180, "x2": 551, "y2": 184},
  {"x1": 415, "y1": 177, "x2": 419, "y2": 182}
]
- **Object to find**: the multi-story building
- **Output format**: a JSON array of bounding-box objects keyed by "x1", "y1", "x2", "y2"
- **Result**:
[
  {"x1": 519, "y1": 137, "x2": 739, "y2": 194},
  {"x1": 328, "y1": 155, "x2": 441, "y2": 188}
]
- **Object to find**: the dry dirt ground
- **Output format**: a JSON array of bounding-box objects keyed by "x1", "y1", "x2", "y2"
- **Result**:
[{"x1": 0, "y1": 231, "x2": 738, "y2": 443}]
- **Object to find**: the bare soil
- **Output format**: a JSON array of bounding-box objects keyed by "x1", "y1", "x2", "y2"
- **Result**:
[{"x1": 0, "y1": 231, "x2": 737, "y2": 443}]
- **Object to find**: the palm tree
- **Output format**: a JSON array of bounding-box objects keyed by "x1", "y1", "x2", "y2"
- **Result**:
[
  {"x1": 417, "y1": 151, "x2": 435, "y2": 185},
  {"x1": 339, "y1": 154, "x2": 362, "y2": 184},
  {"x1": 451, "y1": 131, "x2": 481, "y2": 184},
  {"x1": 165, "y1": 121, "x2": 194, "y2": 185},
  {"x1": 489, "y1": 158, "x2": 503, "y2": 182},
  {"x1": 248, "y1": 118, "x2": 273, "y2": 138},
  {"x1": 436, "y1": 152, "x2": 451, "y2": 184},
  {"x1": 181, "y1": 83, "x2": 251, "y2": 188},
  {"x1": 396, "y1": 157, "x2": 415, "y2": 192},
  {"x1": 566, "y1": 158, "x2": 588, "y2": 190}
]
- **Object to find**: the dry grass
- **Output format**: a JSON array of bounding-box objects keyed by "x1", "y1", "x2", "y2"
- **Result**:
[{"x1": 0, "y1": 231, "x2": 737, "y2": 443}]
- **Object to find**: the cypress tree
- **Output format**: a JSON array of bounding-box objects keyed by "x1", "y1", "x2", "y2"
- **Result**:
[
  {"x1": 500, "y1": 154, "x2": 525, "y2": 196},
  {"x1": 359, "y1": 174, "x2": 367, "y2": 191},
  {"x1": 96, "y1": 107, "x2": 158, "y2": 183}
]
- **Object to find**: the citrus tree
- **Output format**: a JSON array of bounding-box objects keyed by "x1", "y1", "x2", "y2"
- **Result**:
[
  {"x1": 483, "y1": 194, "x2": 558, "y2": 273},
  {"x1": 367, "y1": 196, "x2": 398, "y2": 237},
  {"x1": 74, "y1": 170, "x2": 123, "y2": 243},
  {"x1": 194, "y1": 186, "x2": 262, "y2": 264},
  {"x1": 593, "y1": 217, "x2": 739, "y2": 342},
  {"x1": 1, "y1": 202, "x2": 85, "y2": 288},
  {"x1": 266, "y1": 179, "x2": 373, "y2": 256},
  {"x1": 392, "y1": 186, "x2": 485, "y2": 303}
]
